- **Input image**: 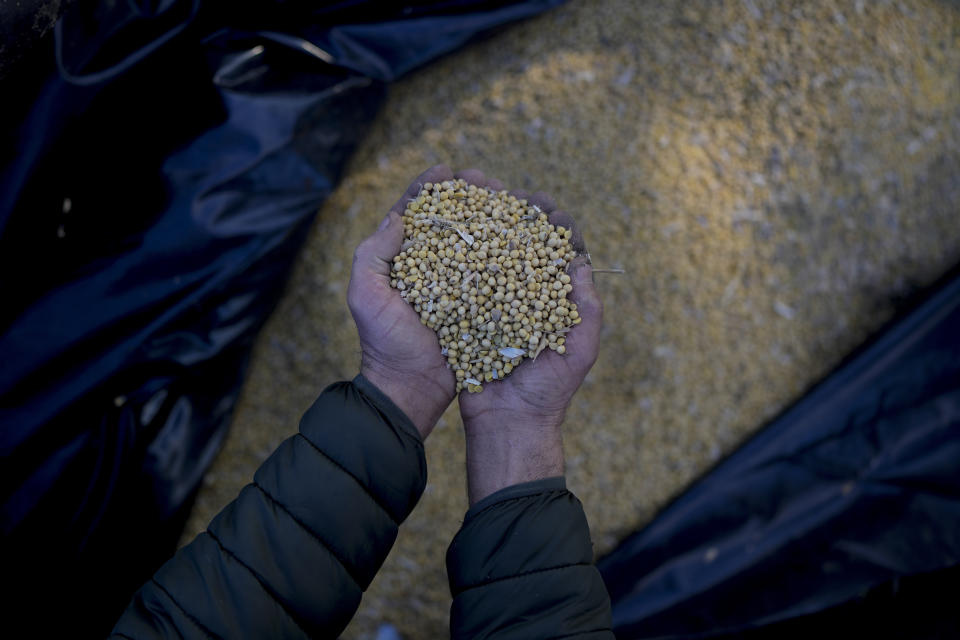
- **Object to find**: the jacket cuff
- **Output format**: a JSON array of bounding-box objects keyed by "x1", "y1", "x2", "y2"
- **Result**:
[
  {"x1": 447, "y1": 484, "x2": 594, "y2": 596},
  {"x1": 296, "y1": 378, "x2": 427, "y2": 525},
  {"x1": 446, "y1": 484, "x2": 613, "y2": 639},
  {"x1": 353, "y1": 374, "x2": 423, "y2": 445}
]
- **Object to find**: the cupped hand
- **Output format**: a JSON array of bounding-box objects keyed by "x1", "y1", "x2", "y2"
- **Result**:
[
  {"x1": 348, "y1": 165, "x2": 458, "y2": 440},
  {"x1": 452, "y1": 169, "x2": 604, "y2": 503}
]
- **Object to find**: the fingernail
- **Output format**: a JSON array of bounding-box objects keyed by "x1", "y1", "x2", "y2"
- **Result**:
[{"x1": 378, "y1": 214, "x2": 392, "y2": 231}]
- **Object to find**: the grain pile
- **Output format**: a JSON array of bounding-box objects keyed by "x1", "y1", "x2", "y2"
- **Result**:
[
  {"x1": 184, "y1": 1, "x2": 960, "y2": 638},
  {"x1": 393, "y1": 179, "x2": 580, "y2": 392}
]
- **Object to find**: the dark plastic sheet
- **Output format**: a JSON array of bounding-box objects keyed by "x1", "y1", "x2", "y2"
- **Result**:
[
  {"x1": 0, "y1": 1, "x2": 563, "y2": 635},
  {"x1": 598, "y1": 269, "x2": 960, "y2": 639}
]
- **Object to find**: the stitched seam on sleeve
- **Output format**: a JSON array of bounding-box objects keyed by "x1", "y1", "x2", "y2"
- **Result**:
[
  {"x1": 150, "y1": 577, "x2": 220, "y2": 640},
  {"x1": 205, "y1": 529, "x2": 311, "y2": 639},
  {"x1": 253, "y1": 480, "x2": 364, "y2": 590},
  {"x1": 295, "y1": 432, "x2": 400, "y2": 525},
  {"x1": 379, "y1": 406, "x2": 425, "y2": 449},
  {"x1": 452, "y1": 562, "x2": 592, "y2": 597},
  {"x1": 548, "y1": 628, "x2": 614, "y2": 639},
  {"x1": 465, "y1": 489, "x2": 571, "y2": 522}
]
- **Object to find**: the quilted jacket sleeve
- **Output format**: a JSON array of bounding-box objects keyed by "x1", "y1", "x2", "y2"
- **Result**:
[
  {"x1": 110, "y1": 375, "x2": 426, "y2": 639},
  {"x1": 446, "y1": 478, "x2": 614, "y2": 639}
]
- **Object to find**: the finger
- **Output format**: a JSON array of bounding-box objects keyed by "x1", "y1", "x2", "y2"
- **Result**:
[
  {"x1": 454, "y1": 168, "x2": 487, "y2": 187},
  {"x1": 353, "y1": 211, "x2": 403, "y2": 282},
  {"x1": 563, "y1": 257, "x2": 602, "y2": 366},
  {"x1": 457, "y1": 169, "x2": 507, "y2": 193},
  {"x1": 527, "y1": 191, "x2": 557, "y2": 213},
  {"x1": 485, "y1": 177, "x2": 505, "y2": 191},
  {"x1": 548, "y1": 209, "x2": 587, "y2": 254},
  {"x1": 389, "y1": 164, "x2": 454, "y2": 215}
]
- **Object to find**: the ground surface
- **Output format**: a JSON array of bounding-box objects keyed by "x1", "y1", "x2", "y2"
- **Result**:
[{"x1": 183, "y1": 1, "x2": 960, "y2": 638}]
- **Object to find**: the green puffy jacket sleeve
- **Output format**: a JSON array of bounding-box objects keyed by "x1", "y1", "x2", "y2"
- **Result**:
[
  {"x1": 110, "y1": 375, "x2": 426, "y2": 639},
  {"x1": 446, "y1": 478, "x2": 614, "y2": 639}
]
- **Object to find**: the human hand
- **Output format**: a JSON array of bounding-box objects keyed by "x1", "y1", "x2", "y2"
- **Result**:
[
  {"x1": 348, "y1": 165, "x2": 458, "y2": 440},
  {"x1": 453, "y1": 169, "x2": 604, "y2": 504}
]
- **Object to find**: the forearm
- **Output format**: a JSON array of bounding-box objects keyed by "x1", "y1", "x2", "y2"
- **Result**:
[
  {"x1": 463, "y1": 418, "x2": 564, "y2": 505},
  {"x1": 111, "y1": 376, "x2": 426, "y2": 639}
]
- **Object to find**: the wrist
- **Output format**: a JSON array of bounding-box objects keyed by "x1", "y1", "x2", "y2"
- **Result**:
[
  {"x1": 462, "y1": 418, "x2": 565, "y2": 505},
  {"x1": 360, "y1": 356, "x2": 452, "y2": 439},
  {"x1": 462, "y1": 408, "x2": 565, "y2": 437}
]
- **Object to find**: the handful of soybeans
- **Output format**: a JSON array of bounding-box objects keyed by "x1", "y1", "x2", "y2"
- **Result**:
[{"x1": 390, "y1": 179, "x2": 581, "y2": 393}]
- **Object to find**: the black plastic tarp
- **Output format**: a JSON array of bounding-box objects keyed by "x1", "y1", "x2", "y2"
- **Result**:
[
  {"x1": 598, "y1": 268, "x2": 960, "y2": 639},
  {"x1": 0, "y1": 1, "x2": 563, "y2": 635}
]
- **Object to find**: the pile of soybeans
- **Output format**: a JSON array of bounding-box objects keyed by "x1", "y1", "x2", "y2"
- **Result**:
[{"x1": 390, "y1": 179, "x2": 581, "y2": 393}]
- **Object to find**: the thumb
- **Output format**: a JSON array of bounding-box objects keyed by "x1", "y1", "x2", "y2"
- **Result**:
[
  {"x1": 564, "y1": 257, "x2": 603, "y2": 366},
  {"x1": 354, "y1": 212, "x2": 403, "y2": 279}
]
